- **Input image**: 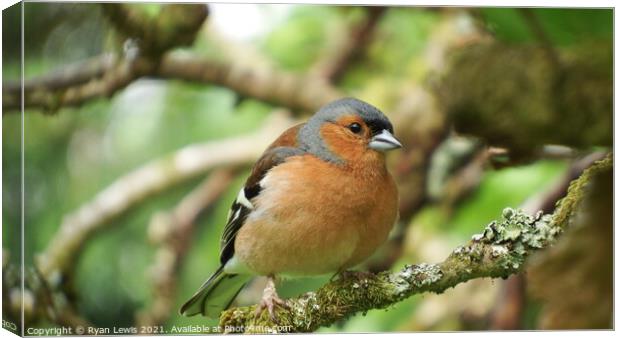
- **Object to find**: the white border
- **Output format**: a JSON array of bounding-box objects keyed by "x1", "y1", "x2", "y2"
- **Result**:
[{"x1": 0, "y1": 1, "x2": 617, "y2": 338}]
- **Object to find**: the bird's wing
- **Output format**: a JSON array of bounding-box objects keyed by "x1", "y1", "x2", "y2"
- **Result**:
[{"x1": 219, "y1": 124, "x2": 305, "y2": 265}]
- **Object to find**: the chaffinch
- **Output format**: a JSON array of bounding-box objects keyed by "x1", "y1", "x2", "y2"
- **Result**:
[{"x1": 180, "y1": 98, "x2": 402, "y2": 318}]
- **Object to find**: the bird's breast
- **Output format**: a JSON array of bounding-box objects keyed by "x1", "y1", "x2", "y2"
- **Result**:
[{"x1": 234, "y1": 155, "x2": 398, "y2": 276}]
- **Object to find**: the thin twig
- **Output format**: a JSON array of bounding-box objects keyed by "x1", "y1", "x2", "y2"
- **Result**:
[{"x1": 315, "y1": 6, "x2": 387, "y2": 83}]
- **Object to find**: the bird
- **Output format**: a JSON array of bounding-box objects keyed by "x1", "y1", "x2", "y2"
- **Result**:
[{"x1": 179, "y1": 97, "x2": 402, "y2": 319}]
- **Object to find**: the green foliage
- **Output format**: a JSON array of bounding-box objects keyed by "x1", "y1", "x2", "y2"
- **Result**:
[
  {"x1": 481, "y1": 8, "x2": 613, "y2": 45},
  {"x1": 448, "y1": 160, "x2": 567, "y2": 238},
  {"x1": 481, "y1": 8, "x2": 533, "y2": 43},
  {"x1": 368, "y1": 8, "x2": 437, "y2": 77},
  {"x1": 263, "y1": 6, "x2": 339, "y2": 71},
  {"x1": 411, "y1": 160, "x2": 567, "y2": 244}
]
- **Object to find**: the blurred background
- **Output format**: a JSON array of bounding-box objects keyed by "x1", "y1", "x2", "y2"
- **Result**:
[{"x1": 2, "y1": 3, "x2": 613, "y2": 333}]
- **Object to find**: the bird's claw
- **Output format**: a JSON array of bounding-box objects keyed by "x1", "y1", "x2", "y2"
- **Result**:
[
  {"x1": 254, "y1": 276, "x2": 289, "y2": 321},
  {"x1": 254, "y1": 293, "x2": 289, "y2": 321}
]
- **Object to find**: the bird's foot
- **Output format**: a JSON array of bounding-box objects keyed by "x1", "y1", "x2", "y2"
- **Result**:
[{"x1": 254, "y1": 276, "x2": 289, "y2": 321}]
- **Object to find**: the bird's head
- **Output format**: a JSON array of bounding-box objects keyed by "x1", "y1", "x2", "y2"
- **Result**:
[{"x1": 298, "y1": 98, "x2": 402, "y2": 165}]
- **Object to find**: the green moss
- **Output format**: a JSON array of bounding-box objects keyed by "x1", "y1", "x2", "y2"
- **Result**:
[
  {"x1": 438, "y1": 43, "x2": 611, "y2": 161},
  {"x1": 551, "y1": 153, "x2": 613, "y2": 229}
]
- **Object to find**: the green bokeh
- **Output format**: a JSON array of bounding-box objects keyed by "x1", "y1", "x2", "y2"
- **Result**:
[{"x1": 481, "y1": 8, "x2": 613, "y2": 45}]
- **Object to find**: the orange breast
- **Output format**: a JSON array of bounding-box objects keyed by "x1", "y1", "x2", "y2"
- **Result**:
[{"x1": 234, "y1": 154, "x2": 398, "y2": 276}]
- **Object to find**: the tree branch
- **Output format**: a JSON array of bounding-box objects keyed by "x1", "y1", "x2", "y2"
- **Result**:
[
  {"x1": 3, "y1": 56, "x2": 145, "y2": 113},
  {"x1": 218, "y1": 153, "x2": 612, "y2": 333},
  {"x1": 101, "y1": 3, "x2": 208, "y2": 56},
  {"x1": 157, "y1": 52, "x2": 343, "y2": 114},
  {"x1": 4, "y1": 54, "x2": 117, "y2": 93},
  {"x1": 3, "y1": 3, "x2": 208, "y2": 113},
  {"x1": 313, "y1": 6, "x2": 387, "y2": 83},
  {"x1": 3, "y1": 50, "x2": 343, "y2": 115}
]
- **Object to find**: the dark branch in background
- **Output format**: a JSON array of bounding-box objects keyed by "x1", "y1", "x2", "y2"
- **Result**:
[
  {"x1": 315, "y1": 6, "x2": 387, "y2": 83},
  {"x1": 487, "y1": 274, "x2": 526, "y2": 330},
  {"x1": 30, "y1": 267, "x2": 94, "y2": 331},
  {"x1": 521, "y1": 151, "x2": 608, "y2": 215},
  {"x1": 218, "y1": 154, "x2": 611, "y2": 333},
  {"x1": 518, "y1": 8, "x2": 561, "y2": 71},
  {"x1": 137, "y1": 169, "x2": 238, "y2": 327},
  {"x1": 2, "y1": 259, "x2": 93, "y2": 333}
]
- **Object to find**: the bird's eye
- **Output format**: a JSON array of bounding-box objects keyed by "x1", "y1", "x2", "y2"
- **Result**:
[{"x1": 348, "y1": 123, "x2": 362, "y2": 134}]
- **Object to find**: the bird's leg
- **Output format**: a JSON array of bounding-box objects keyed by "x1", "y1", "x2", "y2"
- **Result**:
[{"x1": 255, "y1": 275, "x2": 289, "y2": 320}]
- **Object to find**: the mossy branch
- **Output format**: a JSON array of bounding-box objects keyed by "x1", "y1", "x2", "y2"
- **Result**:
[{"x1": 218, "y1": 154, "x2": 612, "y2": 333}]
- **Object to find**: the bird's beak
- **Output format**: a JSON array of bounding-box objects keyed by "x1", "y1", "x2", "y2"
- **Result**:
[{"x1": 369, "y1": 129, "x2": 402, "y2": 152}]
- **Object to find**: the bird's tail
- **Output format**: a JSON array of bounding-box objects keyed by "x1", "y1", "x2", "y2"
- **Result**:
[{"x1": 179, "y1": 265, "x2": 251, "y2": 318}]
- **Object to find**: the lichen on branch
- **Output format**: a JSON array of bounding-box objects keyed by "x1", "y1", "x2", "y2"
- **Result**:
[{"x1": 218, "y1": 154, "x2": 612, "y2": 333}]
